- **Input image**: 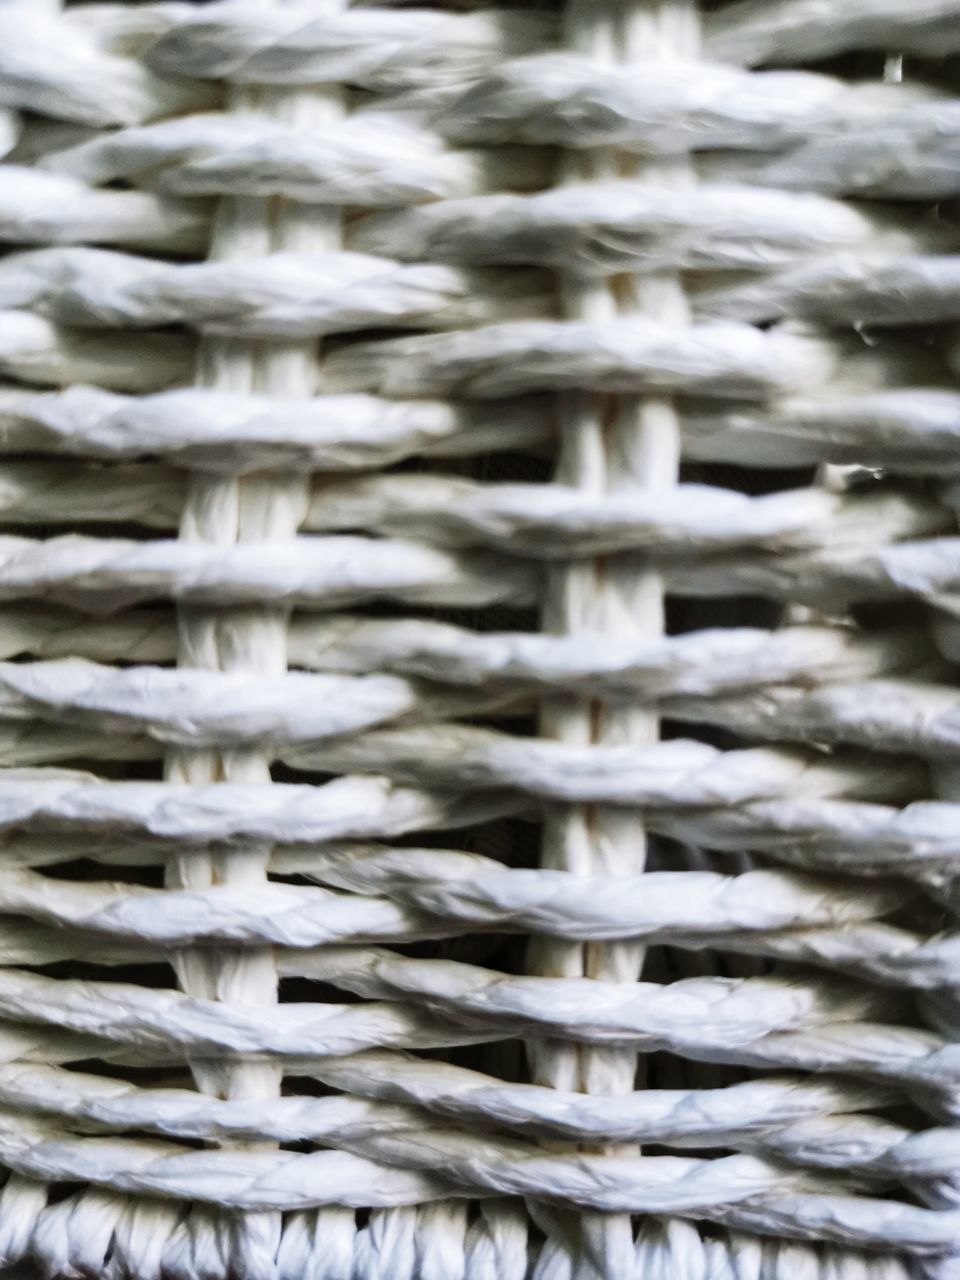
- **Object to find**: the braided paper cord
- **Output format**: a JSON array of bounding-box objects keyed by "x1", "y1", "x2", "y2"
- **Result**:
[{"x1": 0, "y1": 0, "x2": 959, "y2": 1276}]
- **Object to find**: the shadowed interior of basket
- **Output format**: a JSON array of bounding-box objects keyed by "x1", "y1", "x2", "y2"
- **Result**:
[{"x1": 0, "y1": 0, "x2": 957, "y2": 1276}]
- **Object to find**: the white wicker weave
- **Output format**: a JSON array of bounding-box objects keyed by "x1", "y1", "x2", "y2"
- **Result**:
[{"x1": 0, "y1": 0, "x2": 957, "y2": 1276}]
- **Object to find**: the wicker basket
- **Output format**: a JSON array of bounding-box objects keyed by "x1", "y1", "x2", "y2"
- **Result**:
[{"x1": 0, "y1": 0, "x2": 957, "y2": 1275}]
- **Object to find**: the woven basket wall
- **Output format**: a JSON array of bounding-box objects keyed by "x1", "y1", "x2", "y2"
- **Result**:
[{"x1": 0, "y1": 0, "x2": 959, "y2": 1277}]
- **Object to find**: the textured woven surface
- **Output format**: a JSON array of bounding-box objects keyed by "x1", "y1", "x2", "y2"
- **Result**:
[{"x1": 0, "y1": 0, "x2": 958, "y2": 1276}]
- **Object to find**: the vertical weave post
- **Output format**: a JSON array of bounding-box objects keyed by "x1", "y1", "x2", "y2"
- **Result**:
[
  {"x1": 164, "y1": 11, "x2": 341, "y2": 1274},
  {"x1": 534, "y1": 0, "x2": 695, "y2": 1271}
]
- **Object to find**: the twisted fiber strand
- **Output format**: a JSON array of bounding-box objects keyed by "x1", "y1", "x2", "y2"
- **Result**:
[
  {"x1": 0, "y1": 5, "x2": 215, "y2": 127},
  {"x1": 0, "y1": 956, "x2": 950, "y2": 1099},
  {"x1": 427, "y1": 53, "x2": 927, "y2": 152},
  {"x1": 0, "y1": 313, "x2": 927, "y2": 398},
  {"x1": 0, "y1": 862, "x2": 905, "y2": 945},
  {"x1": 129, "y1": 0, "x2": 960, "y2": 71},
  {"x1": 37, "y1": 105, "x2": 916, "y2": 257},
  {"x1": 6, "y1": 1060, "x2": 960, "y2": 1193},
  {"x1": 139, "y1": 5, "x2": 555, "y2": 91},
  {"x1": 0, "y1": 246, "x2": 550, "y2": 338},
  {"x1": 0, "y1": 622, "x2": 927, "y2": 721},
  {"x1": 0, "y1": 962, "x2": 916, "y2": 1068},
  {"x1": 42, "y1": 113, "x2": 551, "y2": 206},
  {"x1": 0, "y1": 385, "x2": 552, "y2": 472},
  {"x1": 7, "y1": 784, "x2": 959, "y2": 881},
  {"x1": 301, "y1": 476, "x2": 948, "y2": 554},
  {"x1": 9, "y1": 383, "x2": 960, "y2": 475},
  {"x1": 14, "y1": 17, "x2": 960, "y2": 187},
  {"x1": 6, "y1": 654, "x2": 960, "y2": 765},
  {"x1": 706, "y1": 0, "x2": 960, "y2": 65},
  {"x1": 0, "y1": 606, "x2": 929, "y2": 696},
  {"x1": 0, "y1": 462, "x2": 947, "y2": 558},
  {"x1": 352, "y1": 182, "x2": 927, "y2": 272},
  {"x1": 0, "y1": 763, "x2": 946, "y2": 875},
  {"x1": 0, "y1": 1008, "x2": 926, "y2": 1131},
  {"x1": 11, "y1": 239, "x2": 960, "y2": 338},
  {"x1": 280, "y1": 724, "x2": 919, "y2": 805},
  {"x1": 1, "y1": 1107, "x2": 953, "y2": 1257},
  {"x1": 41, "y1": 83, "x2": 960, "y2": 209},
  {"x1": 700, "y1": 255, "x2": 960, "y2": 328},
  {"x1": 681, "y1": 390, "x2": 960, "y2": 474},
  {"x1": 0, "y1": 1124, "x2": 931, "y2": 1262},
  {"x1": 0, "y1": 534, "x2": 536, "y2": 609},
  {"x1": 0, "y1": 1020, "x2": 915, "y2": 1129},
  {"x1": 0, "y1": 167, "x2": 207, "y2": 252},
  {"x1": 5, "y1": 849, "x2": 959, "y2": 993},
  {"x1": 199, "y1": 616, "x2": 932, "y2": 694},
  {"x1": 0, "y1": 310, "x2": 191, "y2": 392},
  {"x1": 24, "y1": 0, "x2": 958, "y2": 88},
  {"x1": 5, "y1": 523, "x2": 953, "y2": 611},
  {"x1": 0, "y1": 5, "x2": 549, "y2": 122},
  {"x1": 12, "y1": 244, "x2": 959, "y2": 367},
  {"x1": 0, "y1": 736, "x2": 906, "y2": 813},
  {"x1": 432, "y1": 56, "x2": 960, "y2": 174},
  {"x1": 0, "y1": 1060, "x2": 905, "y2": 1161},
  {"x1": 1, "y1": 866, "x2": 956, "y2": 992},
  {"x1": 317, "y1": 321, "x2": 869, "y2": 399}
]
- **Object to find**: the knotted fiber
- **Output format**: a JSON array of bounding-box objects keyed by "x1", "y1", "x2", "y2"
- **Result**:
[{"x1": 0, "y1": 0, "x2": 957, "y2": 1277}]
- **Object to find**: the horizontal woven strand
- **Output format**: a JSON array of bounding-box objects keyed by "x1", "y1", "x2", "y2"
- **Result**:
[
  {"x1": 13, "y1": 244, "x2": 960, "y2": 337},
  {"x1": 6, "y1": 383, "x2": 960, "y2": 475},
  {"x1": 437, "y1": 54, "x2": 959, "y2": 161},
  {"x1": 700, "y1": 256, "x2": 960, "y2": 328},
  {"x1": 0, "y1": 936, "x2": 951, "y2": 1096},
  {"x1": 0, "y1": 614, "x2": 921, "y2": 717},
  {"x1": 0, "y1": 1062, "x2": 910, "y2": 1167},
  {"x1": 682, "y1": 390, "x2": 960, "y2": 473},
  {"x1": 8, "y1": 869, "x2": 960, "y2": 993},
  {"x1": 140, "y1": 6, "x2": 555, "y2": 91},
  {"x1": 0, "y1": 534, "x2": 535, "y2": 610},
  {"x1": 0, "y1": 532, "x2": 956, "y2": 615},
  {"x1": 0, "y1": 769, "x2": 526, "y2": 842},
  {"x1": 0, "y1": 963, "x2": 911, "y2": 1061},
  {"x1": 0, "y1": 465, "x2": 945, "y2": 556},
  {"x1": 656, "y1": 799, "x2": 960, "y2": 882},
  {"x1": 0, "y1": 863, "x2": 904, "y2": 946},
  {"x1": 0, "y1": 6, "x2": 216, "y2": 126},
  {"x1": 42, "y1": 114, "x2": 550, "y2": 206},
  {"x1": 0, "y1": 733, "x2": 909, "y2": 811},
  {"x1": 0, "y1": 321, "x2": 934, "y2": 406},
  {"x1": 353, "y1": 183, "x2": 928, "y2": 272},
  {"x1": 2, "y1": 1108, "x2": 952, "y2": 1257},
  {"x1": 65, "y1": 0, "x2": 960, "y2": 87},
  {"x1": 0, "y1": 167, "x2": 207, "y2": 253},
  {"x1": 0, "y1": 913, "x2": 932, "y2": 1003},
  {"x1": 272, "y1": 724, "x2": 919, "y2": 806},
  {"x1": 0, "y1": 606, "x2": 918, "y2": 697},
  {"x1": 706, "y1": 0, "x2": 960, "y2": 65},
  {"x1": 0, "y1": 868, "x2": 955, "y2": 991},
  {"x1": 6, "y1": 1059, "x2": 960, "y2": 1196},
  {"x1": 301, "y1": 477, "x2": 946, "y2": 556},
  {"x1": 4, "y1": 657, "x2": 960, "y2": 766},
  {"x1": 317, "y1": 321, "x2": 846, "y2": 399},
  {"x1": 0, "y1": 310, "x2": 191, "y2": 392},
  {"x1": 0, "y1": 247, "x2": 550, "y2": 339},
  {"x1": 0, "y1": 385, "x2": 550, "y2": 472}
]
